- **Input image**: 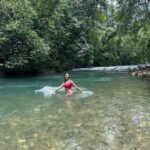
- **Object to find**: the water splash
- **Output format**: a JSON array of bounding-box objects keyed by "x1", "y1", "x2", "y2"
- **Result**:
[
  {"x1": 35, "y1": 86, "x2": 94, "y2": 98},
  {"x1": 35, "y1": 86, "x2": 57, "y2": 97}
]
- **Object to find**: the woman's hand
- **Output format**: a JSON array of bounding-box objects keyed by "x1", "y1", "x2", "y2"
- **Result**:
[{"x1": 79, "y1": 89, "x2": 83, "y2": 93}]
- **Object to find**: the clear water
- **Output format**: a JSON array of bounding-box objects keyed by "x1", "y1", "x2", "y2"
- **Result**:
[{"x1": 0, "y1": 71, "x2": 150, "y2": 150}]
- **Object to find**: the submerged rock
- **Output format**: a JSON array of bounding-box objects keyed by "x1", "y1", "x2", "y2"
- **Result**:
[
  {"x1": 64, "y1": 138, "x2": 81, "y2": 150},
  {"x1": 17, "y1": 139, "x2": 26, "y2": 143}
]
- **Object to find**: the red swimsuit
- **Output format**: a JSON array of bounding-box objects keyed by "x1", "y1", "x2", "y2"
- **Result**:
[{"x1": 63, "y1": 82, "x2": 72, "y2": 89}]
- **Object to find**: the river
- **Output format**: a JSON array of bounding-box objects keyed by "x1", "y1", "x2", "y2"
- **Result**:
[{"x1": 0, "y1": 71, "x2": 150, "y2": 149}]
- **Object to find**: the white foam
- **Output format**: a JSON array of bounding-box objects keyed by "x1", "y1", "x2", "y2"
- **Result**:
[
  {"x1": 35, "y1": 86, "x2": 94, "y2": 98},
  {"x1": 35, "y1": 86, "x2": 57, "y2": 97}
]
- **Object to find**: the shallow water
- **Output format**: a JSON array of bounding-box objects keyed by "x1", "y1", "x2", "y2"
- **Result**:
[{"x1": 0, "y1": 71, "x2": 150, "y2": 150}]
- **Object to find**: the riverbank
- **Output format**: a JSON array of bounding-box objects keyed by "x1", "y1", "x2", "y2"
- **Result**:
[
  {"x1": 128, "y1": 66, "x2": 150, "y2": 80},
  {"x1": 1, "y1": 64, "x2": 150, "y2": 77},
  {"x1": 73, "y1": 64, "x2": 150, "y2": 80},
  {"x1": 73, "y1": 64, "x2": 150, "y2": 72}
]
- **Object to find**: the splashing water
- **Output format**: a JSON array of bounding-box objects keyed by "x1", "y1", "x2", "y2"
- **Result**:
[
  {"x1": 35, "y1": 86, "x2": 56, "y2": 97},
  {"x1": 35, "y1": 86, "x2": 94, "y2": 98}
]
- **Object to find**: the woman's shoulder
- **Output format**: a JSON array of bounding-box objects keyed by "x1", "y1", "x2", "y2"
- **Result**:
[{"x1": 70, "y1": 80, "x2": 74, "y2": 83}]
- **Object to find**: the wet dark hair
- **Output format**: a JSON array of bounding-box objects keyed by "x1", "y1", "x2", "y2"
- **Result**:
[{"x1": 64, "y1": 73, "x2": 70, "y2": 82}]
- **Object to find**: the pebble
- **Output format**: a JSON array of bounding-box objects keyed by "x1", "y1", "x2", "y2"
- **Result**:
[
  {"x1": 34, "y1": 133, "x2": 38, "y2": 138},
  {"x1": 4, "y1": 136, "x2": 10, "y2": 140},
  {"x1": 74, "y1": 123, "x2": 82, "y2": 127},
  {"x1": 22, "y1": 145, "x2": 28, "y2": 149},
  {"x1": 17, "y1": 139, "x2": 26, "y2": 143}
]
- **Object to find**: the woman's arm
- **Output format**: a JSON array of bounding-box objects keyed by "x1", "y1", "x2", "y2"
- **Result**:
[
  {"x1": 71, "y1": 81, "x2": 82, "y2": 93},
  {"x1": 54, "y1": 83, "x2": 64, "y2": 93}
]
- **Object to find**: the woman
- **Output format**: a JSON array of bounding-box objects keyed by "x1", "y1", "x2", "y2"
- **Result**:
[{"x1": 54, "y1": 73, "x2": 82, "y2": 96}]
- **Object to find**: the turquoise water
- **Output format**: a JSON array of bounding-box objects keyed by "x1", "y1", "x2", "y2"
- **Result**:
[{"x1": 0, "y1": 71, "x2": 150, "y2": 150}]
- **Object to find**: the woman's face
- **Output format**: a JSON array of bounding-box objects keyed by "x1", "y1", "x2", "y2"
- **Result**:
[{"x1": 65, "y1": 74, "x2": 70, "y2": 80}]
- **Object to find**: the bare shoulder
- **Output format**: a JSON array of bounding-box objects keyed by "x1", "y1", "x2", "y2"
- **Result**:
[{"x1": 70, "y1": 80, "x2": 74, "y2": 83}]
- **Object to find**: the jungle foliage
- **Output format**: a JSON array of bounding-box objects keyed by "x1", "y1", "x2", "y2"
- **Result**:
[{"x1": 0, "y1": 0, "x2": 150, "y2": 75}]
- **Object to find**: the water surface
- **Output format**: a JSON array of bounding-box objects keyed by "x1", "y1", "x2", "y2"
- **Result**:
[{"x1": 0, "y1": 71, "x2": 150, "y2": 150}]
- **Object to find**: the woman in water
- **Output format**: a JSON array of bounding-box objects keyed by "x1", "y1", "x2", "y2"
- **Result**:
[{"x1": 54, "y1": 73, "x2": 82, "y2": 96}]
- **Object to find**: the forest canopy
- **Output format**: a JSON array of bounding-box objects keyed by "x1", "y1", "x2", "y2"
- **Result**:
[{"x1": 0, "y1": 0, "x2": 150, "y2": 75}]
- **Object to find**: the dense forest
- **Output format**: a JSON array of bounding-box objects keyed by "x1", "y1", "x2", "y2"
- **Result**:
[{"x1": 0, "y1": 0, "x2": 150, "y2": 75}]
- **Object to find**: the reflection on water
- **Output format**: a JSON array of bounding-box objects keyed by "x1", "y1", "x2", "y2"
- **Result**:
[{"x1": 0, "y1": 72, "x2": 150, "y2": 149}]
